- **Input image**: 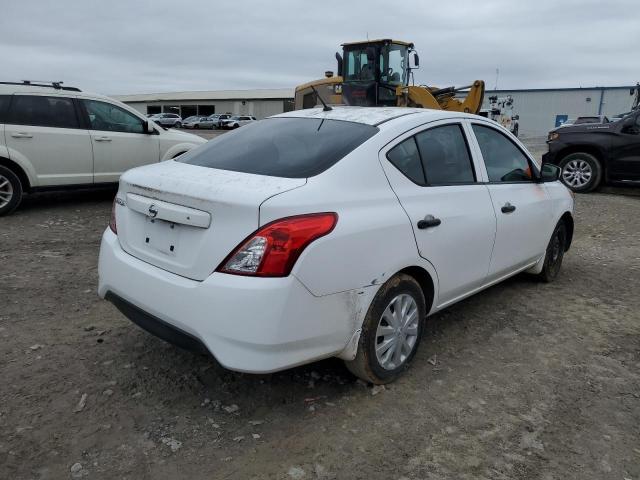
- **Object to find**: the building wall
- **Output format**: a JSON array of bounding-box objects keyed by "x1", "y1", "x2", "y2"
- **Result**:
[
  {"x1": 482, "y1": 87, "x2": 636, "y2": 137},
  {"x1": 123, "y1": 99, "x2": 290, "y2": 119}
]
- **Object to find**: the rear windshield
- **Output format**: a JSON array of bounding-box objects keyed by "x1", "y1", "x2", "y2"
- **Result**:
[{"x1": 179, "y1": 117, "x2": 379, "y2": 178}]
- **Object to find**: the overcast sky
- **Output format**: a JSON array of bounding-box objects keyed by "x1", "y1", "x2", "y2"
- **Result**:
[{"x1": 1, "y1": 0, "x2": 638, "y2": 95}]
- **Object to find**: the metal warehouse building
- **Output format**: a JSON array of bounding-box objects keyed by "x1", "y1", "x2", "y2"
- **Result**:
[
  {"x1": 115, "y1": 85, "x2": 637, "y2": 137},
  {"x1": 480, "y1": 85, "x2": 638, "y2": 137},
  {"x1": 114, "y1": 88, "x2": 294, "y2": 120}
]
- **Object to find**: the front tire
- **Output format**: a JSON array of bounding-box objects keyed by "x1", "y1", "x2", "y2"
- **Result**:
[
  {"x1": 0, "y1": 166, "x2": 23, "y2": 216},
  {"x1": 345, "y1": 274, "x2": 426, "y2": 384},
  {"x1": 559, "y1": 152, "x2": 602, "y2": 193},
  {"x1": 174, "y1": 122, "x2": 182, "y2": 129},
  {"x1": 537, "y1": 221, "x2": 567, "y2": 283}
]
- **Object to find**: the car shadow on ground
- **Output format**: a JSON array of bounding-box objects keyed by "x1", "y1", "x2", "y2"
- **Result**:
[
  {"x1": 17, "y1": 187, "x2": 117, "y2": 214},
  {"x1": 104, "y1": 268, "x2": 544, "y2": 414}
]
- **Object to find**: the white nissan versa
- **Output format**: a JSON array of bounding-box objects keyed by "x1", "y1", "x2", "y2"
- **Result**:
[{"x1": 98, "y1": 107, "x2": 574, "y2": 384}]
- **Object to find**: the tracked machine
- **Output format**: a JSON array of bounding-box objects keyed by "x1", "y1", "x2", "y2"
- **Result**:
[{"x1": 295, "y1": 39, "x2": 485, "y2": 114}]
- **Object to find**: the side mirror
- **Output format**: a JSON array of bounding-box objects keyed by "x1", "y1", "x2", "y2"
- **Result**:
[
  {"x1": 540, "y1": 163, "x2": 561, "y2": 182},
  {"x1": 410, "y1": 52, "x2": 420, "y2": 69},
  {"x1": 513, "y1": 115, "x2": 520, "y2": 120},
  {"x1": 143, "y1": 120, "x2": 154, "y2": 134}
]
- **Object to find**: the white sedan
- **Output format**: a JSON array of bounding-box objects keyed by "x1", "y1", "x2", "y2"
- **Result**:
[{"x1": 98, "y1": 107, "x2": 574, "y2": 384}]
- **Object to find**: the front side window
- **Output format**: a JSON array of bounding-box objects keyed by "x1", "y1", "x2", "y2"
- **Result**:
[
  {"x1": 472, "y1": 124, "x2": 534, "y2": 182},
  {"x1": 415, "y1": 124, "x2": 475, "y2": 184},
  {"x1": 10, "y1": 95, "x2": 79, "y2": 129},
  {"x1": 180, "y1": 117, "x2": 378, "y2": 178},
  {"x1": 83, "y1": 100, "x2": 144, "y2": 134},
  {"x1": 386, "y1": 137, "x2": 425, "y2": 185}
]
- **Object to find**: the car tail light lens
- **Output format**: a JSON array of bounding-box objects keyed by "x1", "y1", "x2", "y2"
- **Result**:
[
  {"x1": 218, "y1": 213, "x2": 338, "y2": 277},
  {"x1": 109, "y1": 198, "x2": 118, "y2": 234}
]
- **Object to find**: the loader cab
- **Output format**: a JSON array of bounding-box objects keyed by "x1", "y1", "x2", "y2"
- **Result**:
[{"x1": 341, "y1": 39, "x2": 414, "y2": 107}]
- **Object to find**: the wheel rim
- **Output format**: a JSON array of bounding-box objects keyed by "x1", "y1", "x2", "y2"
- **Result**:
[
  {"x1": 562, "y1": 159, "x2": 592, "y2": 187},
  {"x1": 375, "y1": 294, "x2": 419, "y2": 370},
  {"x1": 0, "y1": 174, "x2": 14, "y2": 208}
]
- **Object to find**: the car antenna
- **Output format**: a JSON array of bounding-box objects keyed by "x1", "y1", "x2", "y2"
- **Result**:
[{"x1": 310, "y1": 85, "x2": 332, "y2": 111}]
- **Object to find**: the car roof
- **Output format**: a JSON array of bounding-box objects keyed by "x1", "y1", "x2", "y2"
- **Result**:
[
  {"x1": 272, "y1": 106, "x2": 468, "y2": 126},
  {"x1": 0, "y1": 83, "x2": 112, "y2": 101}
]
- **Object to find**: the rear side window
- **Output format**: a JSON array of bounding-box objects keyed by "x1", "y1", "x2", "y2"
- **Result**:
[
  {"x1": 386, "y1": 137, "x2": 425, "y2": 185},
  {"x1": 415, "y1": 124, "x2": 475, "y2": 184},
  {"x1": 180, "y1": 117, "x2": 378, "y2": 178},
  {"x1": 10, "y1": 95, "x2": 79, "y2": 129},
  {"x1": 472, "y1": 124, "x2": 534, "y2": 182},
  {"x1": 0, "y1": 95, "x2": 10, "y2": 123}
]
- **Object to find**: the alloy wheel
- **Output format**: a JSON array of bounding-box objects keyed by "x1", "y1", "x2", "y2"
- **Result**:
[
  {"x1": 562, "y1": 159, "x2": 592, "y2": 188},
  {"x1": 0, "y1": 174, "x2": 14, "y2": 209},
  {"x1": 375, "y1": 294, "x2": 419, "y2": 370}
]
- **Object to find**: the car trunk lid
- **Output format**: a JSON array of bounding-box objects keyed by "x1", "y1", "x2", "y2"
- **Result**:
[{"x1": 116, "y1": 160, "x2": 306, "y2": 281}]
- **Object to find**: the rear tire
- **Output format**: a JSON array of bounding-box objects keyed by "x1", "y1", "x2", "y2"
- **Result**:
[
  {"x1": 559, "y1": 152, "x2": 602, "y2": 193},
  {"x1": 345, "y1": 274, "x2": 426, "y2": 384},
  {"x1": 0, "y1": 165, "x2": 23, "y2": 216},
  {"x1": 537, "y1": 221, "x2": 567, "y2": 283}
]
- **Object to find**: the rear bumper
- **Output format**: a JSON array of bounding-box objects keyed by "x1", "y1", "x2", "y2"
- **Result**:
[
  {"x1": 105, "y1": 292, "x2": 209, "y2": 354},
  {"x1": 98, "y1": 229, "x2": 362, "y2": 373}
]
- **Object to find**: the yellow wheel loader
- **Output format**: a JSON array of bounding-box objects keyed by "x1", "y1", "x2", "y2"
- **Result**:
[{"x1": 295, "y1": 39, "x2": 485, "y2": 114}]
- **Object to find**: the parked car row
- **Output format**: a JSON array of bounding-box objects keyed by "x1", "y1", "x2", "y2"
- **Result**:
[
  {"x1": 0, "y1": 81, "x2": 206, "y2": 216},
  {"x1": 148, "y1": 113, "x2": 257, "y2": 130}
]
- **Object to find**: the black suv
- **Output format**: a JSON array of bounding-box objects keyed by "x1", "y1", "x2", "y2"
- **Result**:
[{"x1": 542, "y1": 111, "x2": 640, "y2": 192}]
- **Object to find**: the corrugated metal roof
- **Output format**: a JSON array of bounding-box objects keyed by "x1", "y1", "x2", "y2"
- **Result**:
[
  {"x1": 113, "y1": 88, "x2": 293, "y2": 103},
  {"x1": 486, "y1": 85, "x2": 636, "y2": 94}
]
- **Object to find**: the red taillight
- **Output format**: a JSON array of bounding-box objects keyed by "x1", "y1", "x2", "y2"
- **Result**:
[
  {"x1": 109, "y1": 198, "x2": 117, "y2": 234},
  {"x1": 217, "y1": 213, "x2": 338, "y2": 277}
]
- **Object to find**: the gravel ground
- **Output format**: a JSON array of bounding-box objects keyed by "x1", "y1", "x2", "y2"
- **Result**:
[{"x1": 1, "y1": 139, "x2": 639, "y2": 479}]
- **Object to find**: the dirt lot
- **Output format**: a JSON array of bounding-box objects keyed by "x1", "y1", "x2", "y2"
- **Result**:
[{"x1": 1, "y1": 150, "x2": 639, "y2": 479}]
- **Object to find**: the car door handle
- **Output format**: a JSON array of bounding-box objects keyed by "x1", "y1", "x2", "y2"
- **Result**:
[
  {"x1": 94, "y1": 136, "x2": 112, "y2": 142},
  {"x1": 501, "y1": 202, "x2": 516, "y2": 214},
  {"x1": 417, "y1": 214, "x2": 441, "y2": 229},
  {"x1": 11, "y1": 132, "x2": 33, "y2": 138}
]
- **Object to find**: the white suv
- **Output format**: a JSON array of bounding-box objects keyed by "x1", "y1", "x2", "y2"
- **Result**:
[
  {"x1": 0, "y1": 81, "x2": 206, "y2": 215},
  {"x1": 221, "y1": 115, "x2": 256, "y2": 129}
]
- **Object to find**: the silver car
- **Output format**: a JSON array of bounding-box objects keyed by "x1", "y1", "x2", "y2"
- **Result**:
[
  {"x1": 204, "y1": 114, "x2": 232, "y2": 129},
  {"x1": 192, "y1": 116, "x2": 218, "y2": 129},
  {"x1": 152, "y1": 113, "x2": 182, "y2": 128},
  {"x1": 183, "y1": 116, "x2": 209, "y2": 129}
]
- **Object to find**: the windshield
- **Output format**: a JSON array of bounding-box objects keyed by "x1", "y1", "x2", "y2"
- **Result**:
[{"x1": 179, "y1": 117, "x2": 378, "y2": 178}]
